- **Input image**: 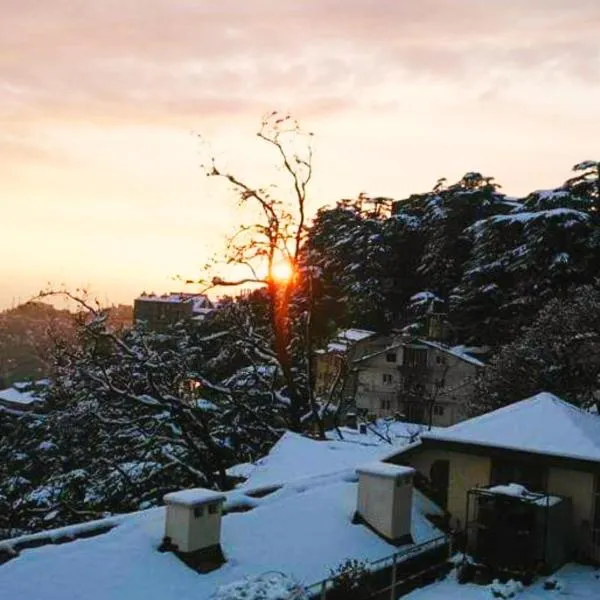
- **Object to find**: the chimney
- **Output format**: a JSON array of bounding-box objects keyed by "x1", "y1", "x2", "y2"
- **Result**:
[
  {"x1": 162, "y1": 488, "x2": 226, "y2": 564},
  {"x1": 355, "y1": 463, "x2": 415, "y2": 545}
]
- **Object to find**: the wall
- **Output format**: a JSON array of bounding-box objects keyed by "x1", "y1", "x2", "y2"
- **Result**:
[
  {"x1": 314, "y1": 352, "x2": 344, "y2": 399},
  {"x1": 357, "y1": 472, "x2": 413, "y2": 541},
  {"x1": 354, "y1": 341, "x2": 479, "y2": 425},
  {"x1": 355, "y1": 346, "x2": 402, "y2": 416},
  {"x1": 547, "y1": 467, "x2": 595, "y2": 554},
  {"x1": 357, "y1": 472, "x2": 395, "y2": 538},
  {"x1": 404, "y1": 444, "x2": 599, "y2": 561},
  {"x1": 406, "y1": 447, "x2": 491, "y2": 527},
  {"x1": 165, "y1": 502, "x2": 223, "y2": 553},
  {"x1": 165, "y1": 503, "x2": 192, "y2": 552}
]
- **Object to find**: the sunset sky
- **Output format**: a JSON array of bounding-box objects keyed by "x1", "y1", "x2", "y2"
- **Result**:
[{"x1": 2, "y1": 0, "x2": 599, "y2": 309}]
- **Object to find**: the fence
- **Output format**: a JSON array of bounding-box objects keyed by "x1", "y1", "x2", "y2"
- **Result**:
[{"x1": 304, "y1": 534, "x2": 449, "y2": 600}]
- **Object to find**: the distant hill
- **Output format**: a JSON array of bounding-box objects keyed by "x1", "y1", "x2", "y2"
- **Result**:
[{"x1": 0, "y1": 301, "x2": 132, "y2": 386}]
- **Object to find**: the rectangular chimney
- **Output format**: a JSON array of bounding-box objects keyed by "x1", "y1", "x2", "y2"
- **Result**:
[
  {"x1": 355, "y1": 463, "x2": 415, "y2": 545},
  {"x1": 163, "y1": 488, "x2": 226, "y2": 562}
]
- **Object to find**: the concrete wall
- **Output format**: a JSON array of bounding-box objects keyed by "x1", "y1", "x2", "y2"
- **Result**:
[
  {"x1": 314, "y1": 352, "x2": 344, "y2": 399},
  {"x1": 353, "y1": 342, "x2": 478, "y2": 425},
  {"x1": 165, "y1": 502, "x2": 223, "y2": 554},
  {"x1": 357, "y1": 471, "x2": 413, "y2": 541},
  {"x1": 407, "y1": 447, "x2": 491, "y2": 527},
  {"x1": 548, "y1": 467, "x2": 595, "y2": 554}
]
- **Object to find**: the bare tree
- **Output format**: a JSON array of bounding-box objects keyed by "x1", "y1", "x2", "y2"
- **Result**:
[{"x1": 199, "y1": 113, "x2": 318, "y2": 433}]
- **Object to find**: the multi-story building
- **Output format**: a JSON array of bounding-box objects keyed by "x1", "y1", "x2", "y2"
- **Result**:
[
  {"x1": 133, "y1": 292, "x2": 214, "y2": 330},
  {"x1": 315, "y1": 324, "x2": 485, "y2": 427}
]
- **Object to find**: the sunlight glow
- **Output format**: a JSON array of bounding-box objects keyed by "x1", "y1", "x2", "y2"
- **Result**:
[{"x1": 270, "y1": 260, "x2": 295, "y2": 284}]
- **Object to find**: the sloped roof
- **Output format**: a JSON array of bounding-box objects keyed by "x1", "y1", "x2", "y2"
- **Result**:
[
  {"x1": 326, "y1": 328, "x2": 376, "y2": 353},
  {"x1": 416, "y1": 340, "x2": 485, "y2": 367},
  {"x1": 421, "y1": 392, "x2": 600, "y2": 463}
]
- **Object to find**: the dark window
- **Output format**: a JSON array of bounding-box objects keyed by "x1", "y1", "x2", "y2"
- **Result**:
[
  {"x1": 193, "y1": 506, "x2": 204, "y2": 518},
  {"x1": 403, "y1": 347, "x2": 428, "y2": 367},
  {"x1": 433, "y1": 405, "x2": 445, "y2": 416},
  {"x1": 208, "y1": 503, "x2": 218, "y2": 515},
  {"x1": 435, "y1": 355, "x2": 443, "y2": 365},
  {"x1": 386, "y1": 352, "x2": 397, "y2": 363},
  {"x1": 490, "y1": 459, "x2": 547, "y2": 493},
  {"x1": 382, "y1": 373, "x2": 393, "y2": 385}
]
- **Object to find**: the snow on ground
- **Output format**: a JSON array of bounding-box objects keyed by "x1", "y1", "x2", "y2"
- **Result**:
[
  {"x1": 405, "y1": 563, "x2": 600, "y2": 600},
  {"x1": 0, "y1": 433, "x2": 442, "y2": 600}
]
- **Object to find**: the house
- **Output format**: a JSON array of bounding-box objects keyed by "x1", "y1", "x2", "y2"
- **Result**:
[
  {"x1": 350, "y1": 334, "x2": 484, "y2": 426},
  {"x1": 391, "y1": 392, "x2": 600, "y2": 570},
  {"x1": 313, "y1": 328, "x2": 376, "y2": 402},
  {"x1": 0, "y1": 432, "x2": 445, "y2": 600},
  {"x1": 133, "y1": 292, "x2": 214, "y2": 330}
]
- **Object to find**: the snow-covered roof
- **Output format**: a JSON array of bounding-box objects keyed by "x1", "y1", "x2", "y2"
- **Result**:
[
  {"x1": 422, "y1": 392, "x2": 600, "y2": 463},
  {"x1": 338, "y1": 328, "x2": 376, "y2": 342},
  {"x1": 356, "y1": 463, "x2": 414, "y2": 479},
  {"x1": 0, "y1": 387, "x2": 41, "y2": 406},
  {"x1": 325, "y1": 328, "x2": 376, "y2": 353},
  {"x1": 136, "y1": 293, "x2": 213, "y2": 314},
  {"x1": 409, "y1": 291, "x2": 443, "y2": 305},
  {"x1": 163, "y1": 488, "x2": 226, "y2": 507},
  {"x1": 0, "y1": 433, "x2": 443, "y2": 600},
  {"x1": 416, "y1": 339, "x2": 485, "y2": 367},
  {"x1": 240, "y1": 431, "x2": 394, "y2": 488}
]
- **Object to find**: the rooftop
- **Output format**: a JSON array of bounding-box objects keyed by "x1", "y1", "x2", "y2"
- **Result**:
[
  {"x1": 0, "y1": 431, "x2": 443, "y2": 600},
  {"x1": 422, "y1": 392, "x2": 600, "y2": 463},
  {"x1": 325, "y1": 328, "x2": 376, "y2": 353},
  {"x1": 135, "y1": 293, "x2": 213, "y2": 314},
  {"x1": 0, "y1": 386, "x2": 44, "y2": 407}
]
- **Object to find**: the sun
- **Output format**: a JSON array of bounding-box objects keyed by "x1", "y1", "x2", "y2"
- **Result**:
[{"x1": 270, "y1": 260, "x2": 295, "y2": 283}]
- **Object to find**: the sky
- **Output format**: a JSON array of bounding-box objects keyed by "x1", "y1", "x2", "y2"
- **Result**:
[{"x1": 1, "y1": 0, "x2": 600, "y2": 309}]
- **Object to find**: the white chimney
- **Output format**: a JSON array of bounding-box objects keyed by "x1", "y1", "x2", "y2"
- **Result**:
[
  {"x1": 355, "y1": 463, "x2": 415, "y2": 544},
  {"x1": 163, "y1": 488, "x2": 226, "y2": 557}
]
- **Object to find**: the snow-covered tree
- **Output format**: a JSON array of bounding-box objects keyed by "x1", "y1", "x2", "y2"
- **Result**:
[
  {"x1": 453, "y1": 180, "x2": 600, "y2": 345},
  {"x1": 472, "y1": 285, "x2": 600, "y2": 413}
]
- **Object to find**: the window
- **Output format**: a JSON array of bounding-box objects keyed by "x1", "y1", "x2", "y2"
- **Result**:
[
  {"x1": 433, "y1": 405, "x2": 445, "y2": 416},
  {"x1": 208, "y1": 503, "x2": 219, "y2": 515},
  {"x1": 386, "y1": 352, "x2": 397, "y2": 363},
  {"x1": 193, "y1": 506, "x2": 204, "y2": 518},
  {"x1": 381, "y1": 399, "x2": 391, "y2": 410},
  {"x1": 490, "y1": 459, "x2": 547, "y2": 493},
  {"x1": 382, "y1": 373, "x2": 393, "y2": 385},
  {"x1": 403, "y1": 347, "x2": 428, "y2": 368},
  {"x1": 435, "y1": 355, "x2": 444, "y2": 365}
]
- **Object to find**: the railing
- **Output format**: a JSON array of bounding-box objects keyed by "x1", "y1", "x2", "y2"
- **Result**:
[{"x1": 304, "y1": 534, "x2": 449, "y2": 600}]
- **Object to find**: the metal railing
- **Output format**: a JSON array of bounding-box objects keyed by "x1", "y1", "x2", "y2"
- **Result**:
[{"x1": 304, "y1": 534, "x2": 448, "y2": 600}]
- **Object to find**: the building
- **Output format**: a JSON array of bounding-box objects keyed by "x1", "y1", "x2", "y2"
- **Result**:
[
  {"x1": 313, "y1": 328, "x2": 376, "y2": 402},
  {"x1": 349, "y1": 334, "x2": 484, "y2": 426},
  {"x1": 0, "y1": 432, "x2": 446, "y2": 600},
  {"x1": 133, "y1": 292, "x2": 214, "y2": 330},
  {"x1": 392, "y1": 392, "x2": 600, "y2": 568}
]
